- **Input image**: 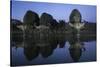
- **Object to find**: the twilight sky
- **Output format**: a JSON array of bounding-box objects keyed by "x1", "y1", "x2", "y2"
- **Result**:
[{"x1": 11, "y1": 1, "x2": 96, "y2": 23}]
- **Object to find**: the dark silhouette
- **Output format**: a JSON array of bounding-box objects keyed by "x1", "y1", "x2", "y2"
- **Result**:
[
  {"x1": 49, "y1": 19, "x2": 58, "y2": 30},
  {"x1": 23, "y1": 32, "x2": 57, "y2": 60},
  {"x1": 10, "y1": 19, "x2": 23, "y2": 31},
  {"x1": 24, "y1": 46, "x2": 39, "y2": 61},
  {"x1": 68, "y1": 35, "x2": 85, "y2": 62},
  {"x1": 69, "y1": 9, "x2": 82, "y2": 24},
  {"x1": 58, "y1": 20, "x2": 66, "y2": 31},
  {"x1": 69, "y1": 9, "x2": 86, "y2": 39},
  {"x1": 10, "y1": 19, "x2": 23, "y2": 47},
  {"x1": 23, "y1": 10, "x2": 40, "y2": 29},
  {"x1": 40, "y1": 13, "x2": 53, "y2": 26},
  {"x1": 11, "y1": 19, "x2": 23, "y2": 25},
  {"x1": 11, "y1": 26, "x2": 96, "y2": 63},
  {"x1": 23, "y1": 35, "x2": 39, "y2": 61},
  {"x1": 11, "y1": 10, "x2": 96, "y2": 34},
  {"x1": 40, "y1": 45, "x2": 53, "y2": 58}
]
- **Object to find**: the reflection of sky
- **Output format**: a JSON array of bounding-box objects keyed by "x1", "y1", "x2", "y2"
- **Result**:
[
  {"x1": 12, "y1": 41, "x2": 96, "y2": 65},
  {"x1": 11, "y1": 1, "x2": 96, "y2": 23}
]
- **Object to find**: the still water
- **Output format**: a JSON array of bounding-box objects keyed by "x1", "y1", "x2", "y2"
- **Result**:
[{"x1": 11, "y1": 31, "x2": 96, "y2": 66}]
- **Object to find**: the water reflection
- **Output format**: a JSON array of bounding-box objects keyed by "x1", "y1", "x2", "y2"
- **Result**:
[
  {"x1": 68, "y1": 36, "x2": 85, "y2": 62},
  {"x1": 11, "y1": 30, "x2": 96, "y2": 65}
]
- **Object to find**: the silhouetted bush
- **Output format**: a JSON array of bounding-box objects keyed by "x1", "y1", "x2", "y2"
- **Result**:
[
  {"x1": 23, "y1": 10, "x2": 39, "y2": 26},
  {"x1": 58, "y1": 20, "x2": 66, "y2": 30},
  {"x1": 40, "y1": 13, "x2": 53, "y2": 26},
  {"x1": 69, "y1": 9, "x2": 82, "y2": 24},
  {"x1": 50, "y1": 19, "x2": 58, "y2": 29},
  {"x1": 11, "y1": 19, "x2": 23, "y2": 31}
]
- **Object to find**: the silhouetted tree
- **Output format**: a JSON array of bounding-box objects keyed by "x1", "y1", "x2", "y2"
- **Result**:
[
  {"x1": 58, "y1": 20, "x2": 66, "y2": 30},
  {"x1": 23, "y1": 10, "x2": 39, "y2": 28},
  {"x1": 69, "y1": 9, "x2": 82, "y2": 24},
  {"x1": 40, "y1": 13, "x2": 53, "y2": 26},
  {"x1": 50, "y1": 19, "x2": 58, "y2": 30},
  {"x1": 10, "y1": 19, "x2": 23, "y2": 31},
  {"x1": 11, "y1": 19, "x2": 22, "y2": 25}
]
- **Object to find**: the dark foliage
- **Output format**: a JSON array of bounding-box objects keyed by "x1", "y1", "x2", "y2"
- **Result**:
[
  {"x1": 10, "y1": 19, "x2": 22, "y2": 31},
  {"x1": 69, "y1": 9, "x2": 82, "y2": 24},
  {"x1": 23, "y1": 10, "x2": 40, "y2": 26},
  {"x1": 40, "y1": 13, "x2": 53, "y2": 26}
]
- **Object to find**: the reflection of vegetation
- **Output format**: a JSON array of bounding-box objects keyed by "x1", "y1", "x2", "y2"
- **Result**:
[
  {"x1": 68, "y1": 36, "x2": 85, "y2": 62},
  {"x1": 11, "y1": 30, "x2": 96, "y2": 61},
  {"x1": 11, "y1": 9, "x2": 96, "y2": 62},
  {"x1": 24, "y1": 45, "x2": 39, "y2": 61}
]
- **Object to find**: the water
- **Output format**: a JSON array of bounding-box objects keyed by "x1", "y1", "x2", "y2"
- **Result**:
[{"x1": 11, "y1": 31, "x2": 96, "y2": 66}]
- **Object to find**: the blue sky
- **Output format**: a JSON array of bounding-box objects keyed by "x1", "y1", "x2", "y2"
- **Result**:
[{"x1": 11, "y1": 1, "x2": 96, "y2": 23}]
